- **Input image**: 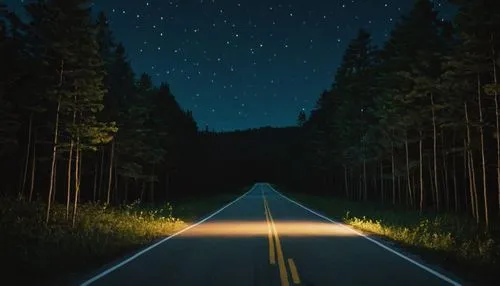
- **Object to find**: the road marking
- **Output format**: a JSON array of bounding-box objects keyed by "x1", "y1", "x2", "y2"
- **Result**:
[
  {"x1": 287, "y1": 259, "x2": 301, "y2": 284},
  {"x1": 266, "y1": 183, "x2": 462, "y2": 286},
  {"x1": 79, "y1": 185, "x2": 257, "y2": 286},
  {"x1": 264, "y1": 194, "x2": 290, "y2": 286},
  {"x1": 262, "y1": 190, "x2": 276, "y2": 265}
]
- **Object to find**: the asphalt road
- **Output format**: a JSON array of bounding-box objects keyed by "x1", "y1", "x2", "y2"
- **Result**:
[{"x1": 79, "y1": 183, "x2": 463, "y2": 286}]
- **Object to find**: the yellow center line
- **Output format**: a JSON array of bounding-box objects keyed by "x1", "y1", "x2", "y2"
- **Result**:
[
  {"x1": 263, "y1": 192, "x2": 276, "y2": 265},
  {"x1": 263, "y1": 194, "x2": 290, "y2": 286},
  {"x1": 288, "y1": 259, "x2": 301, "y2": 284}
]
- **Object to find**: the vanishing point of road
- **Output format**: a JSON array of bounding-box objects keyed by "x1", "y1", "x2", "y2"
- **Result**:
[{"x1": 79, "y1": 183, "x2": 463, "y2": 286}]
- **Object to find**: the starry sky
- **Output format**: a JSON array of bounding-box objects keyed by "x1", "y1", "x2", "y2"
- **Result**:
[{"x1": 6, "y1": 0, "x2": 454, "y2": 131}]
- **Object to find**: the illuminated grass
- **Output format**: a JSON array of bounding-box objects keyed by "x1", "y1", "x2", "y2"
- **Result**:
[
  {"x1": 0, "y1": 200, "x2": 185, "y2": 284},
  {"x1": 284, "y1": 191, "x2": 500, "y2": 284},
  {"x1": 0, "y1": 187, "x2": 249, "y2": 285},
  {"x1": 347, "y1": 216, "x2": 457, "y2": 254}
]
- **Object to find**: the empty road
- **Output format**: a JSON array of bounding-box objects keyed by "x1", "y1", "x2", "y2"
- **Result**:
[{"x1": 79, "y1": 183, "x2": 462, "y2": 286}]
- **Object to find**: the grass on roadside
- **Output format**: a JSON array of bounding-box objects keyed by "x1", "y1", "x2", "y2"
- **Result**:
[
  {"x1": 275, "y1": 187, "x2": 500, "y2": 284},
  {"x1": 0, "y1": 186, "x2": 249, "y2": 286}
]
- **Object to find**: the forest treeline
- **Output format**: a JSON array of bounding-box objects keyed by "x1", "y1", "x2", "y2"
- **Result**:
[
  {"x1": 289, "y1": 0, "x2": 500, "y2": 229},
  {"x1": 0, "y1": 0, "x2": 203, "y2": 225},
  {"x1": 0, "y1": 0, "x2": 300, "y2": 227}
]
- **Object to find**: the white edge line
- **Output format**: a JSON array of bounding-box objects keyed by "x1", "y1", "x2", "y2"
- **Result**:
[
  {"x1": 266, "y1": 183, "x2": 462, "y2": 286},
  {"x1": 79, "y1": 185, "x2": 257, "y2": 286}
]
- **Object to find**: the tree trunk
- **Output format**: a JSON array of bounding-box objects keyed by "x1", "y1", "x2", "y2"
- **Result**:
[
  {"x1": 464, "y1": 138, "x2": 469, "y2": 213},
  {"x1": 477, "y1": 74, "x2": 489, "y2": 227},
  {"x1": 72, "y1": 140, "x2": 80, "y2": 227},
  {"x1": 405, "y1": 136, "x2": 413, "y2": 207},
  {"x1": 52, "y1": 159, "x2": 58, "y2": 203},
  {"x1": 20, "y1": 113, "x2": 33, "y2": 200},
  {"x1": 467, "y1": 149, "x2": 475, "y2": 218},
  {"x1": 106, "y1": 140, "x2": 115, "y2": 205},
  {"x1": 470, "y1": 151, "x2": 480, "y2": 223},
  {"x1": 419, "y1": 132, "x2": 424, "y2": 214},
  {"x1": 473, "y1": 158, "x2": 480, "y2": 222},
  {"x1": 431, "y1": 92, "x2": 440, "y2": 212},
  {"x1": 465, "y1": 100, "x2": 479, "y2": 221},
  {"x1": 79, "y1": 149, "x2": 83, "y2": 201},
  {"x1": 28, "y1": 135, "x2": 36, "y2": 202},
  {"x1": 66, "y1": 139, "x2": 74, "y2": 220},
  {"x1": 98, "y1": 147, "x2": 105, "y2": 202},
  {"x1": 491, "y1": 32, "x2": 500, "y2": 216},
  {"x1": 46, "y1": 82, "x2": 63, "y2": 225}
]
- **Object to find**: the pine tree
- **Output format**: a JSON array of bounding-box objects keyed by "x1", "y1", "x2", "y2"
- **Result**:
[
  {"x1": 2, "y1": 4, "x2": 49, "y2": 201},
  {"x1": 103, "y1": 43, "x2": 138, "y2": 203},
  {"x1": 25, "y1": 0, "x2": 116, "y2": 224},
  {"x1": 334, "y1": 29, "x2": 378, "y2": 200},
  {"x1": 446, "y1": 0, "x2": 500, "y2": 225},
  {"x1": 0, "y1": 5, "x2": 21, "y2": 161},
  {"x1": 375, "y1": 0, "x2": 450, "y2": 210},
  {"x1": 96, "y1": 12, "x2": 115, "y2": 68},
  {"x1": 112, "y1": 73, "x2": 156, "y2": 203}
]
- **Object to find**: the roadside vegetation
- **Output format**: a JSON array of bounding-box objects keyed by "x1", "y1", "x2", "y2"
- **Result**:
[
  {"x1": 0, "y1": 188, "x2": 247, "y2": 285},
  {"x1": 287, "y1": 192, "x2": 499, "y2": 285},
  {"x1": 0, "y1": 1, "x2": 255, "y2": 283},
  {"x1": 275, "y1": 1, "x2": 500, "y2": 283}
]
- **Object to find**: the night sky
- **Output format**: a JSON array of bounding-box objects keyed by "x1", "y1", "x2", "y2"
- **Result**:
[{"x1": 6, "y1": 0, "x2": 454, "y2": 131}]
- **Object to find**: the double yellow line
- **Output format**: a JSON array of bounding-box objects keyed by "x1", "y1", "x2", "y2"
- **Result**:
[{"x1": 263, "y1": 193, "x2": 301, "y2": 285}]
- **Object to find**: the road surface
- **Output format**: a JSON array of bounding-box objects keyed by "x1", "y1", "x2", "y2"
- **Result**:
[{"x1": 79, "y1": 183, "x2": 462, "y2": 286}]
